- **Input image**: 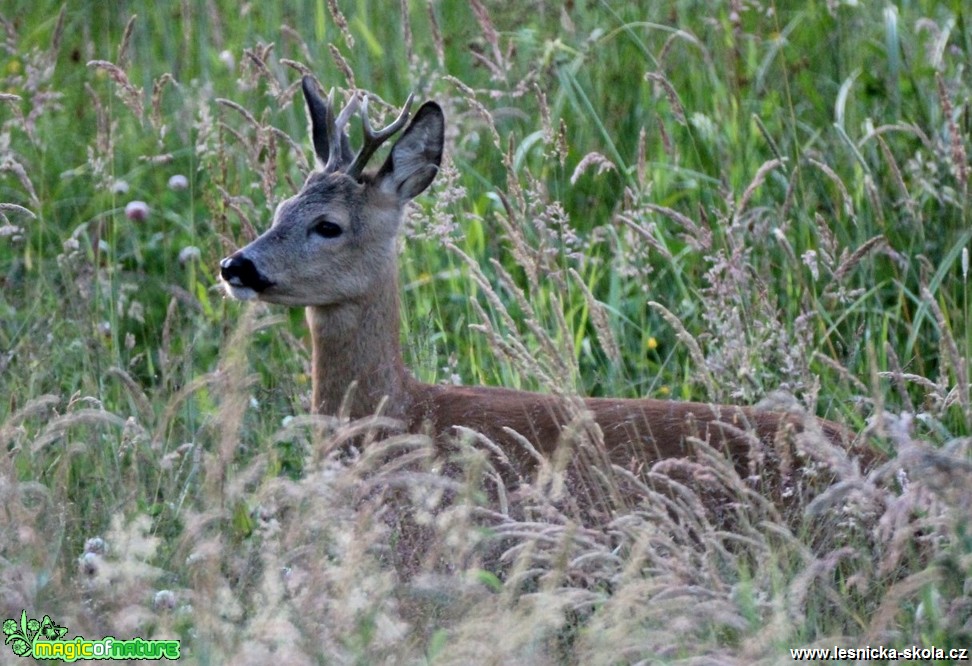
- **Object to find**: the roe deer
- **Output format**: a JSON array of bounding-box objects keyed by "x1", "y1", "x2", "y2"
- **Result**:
[{"x1": 219, "y1": 77, "x2": 864, "y2": 497}]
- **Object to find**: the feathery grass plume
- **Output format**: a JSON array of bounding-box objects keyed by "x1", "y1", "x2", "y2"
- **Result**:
[
  {"x1": 215, "y1": 184, "x2": 259, "y2": 241},
  {"x1": 104, "y1": 367, "x2": 153, "y2": 423},
  {"x1": 785, "y1": 546, "x2": 859, "y2": 632},
  {"x1": 77, "y1": 514, "x2": 164, "y2": 629},
  {"x1": 468, "y1": 0, "x2": 507, "y2": 83},
  {"x1": 534, "y1": 83, "x2": 552, "y2": 145},
  {"x1": 734, "y1": 158, "x2": 785, "y2": 223},
  {"x1": 87, "y1": 60, "x2": 144, "y2": 122},
  {"x1": 426, "y1": 0, "x2": 445, "y2": 68},
  {"x1": 880, "y1": 341, "x2": 916, "y2": 414},
  {"x1": 206, "y1": 305, "x2": 282, "y2": 501},
  {"x1": 0, "y1": 151, "x2": 38, "y2": 206},
  {"x1": 807, "y1": 158, "x2": 855, "y2": 219},
  {"x1": 0, "y1": 201, "x2": 34, "y2": 223},
  {"x1": 257, "y1": 108, "x2": 279, "y2": 207},
  {"x1": 29, "y1": 407, "x2": 129, "y2": 453},
  {"x1": 0, "y1": 394, "x2": 59, "y2": 453},
  {"x1": 833, "y1": 235, "x2": 888, "y2": 281},
  {"x1": 569, "y1": 267, "x2": 621, "y2": 367},
  {"x1": 325, "y1": 0, "x2": 354, "y2": 49},
  {"x1": 634, "y1": 125, "x2": 651, "y2": 184},
  {"x1": 866, "y1": 567, "x2": 943, "y2": 643},
  {"x1": 0, "y1": 92, "x2": 30, "y2": 142},
  {"x1": 0, "y1": 5, "x2": 67, "y2": 143},
  {"x1": 279, "y1": 27, "x2": 313, "y2": 66},
  {"x1": 158, "y1": 296, "x2": 179, "y2": 390},
  {"x1": 327, "y1": 44, "x2": 356, "y2": 90},
  {"x1": 489, "y1": 191, "x2": 535, "y2": 282},
  {"x1": 649, "y1": 301, "x2": 716, "y2": 396},
  {"x1": 267, "y1": 119, "x2": 312, "y2": 173},
  {"x1": 0, "y1": 478, "x2": 55, "y2": 618},
  {"x1": 446, "y1": 74, "x2": 503, "y2": 146},
  {"x1": 874, "y1": 132, "x2": 918, "y2": 223},
  {"x1": 149, "y1": 72, "x2": 175, "y2": 135},
  {"x1": 555, "y1": 118, "x2": 569, "y2": 168},
  {"x1": 488, "y1": 257, "x2": 576, "y2": 385},
  {"x1": 242, "y1": 43, "x2": 282, "y2": 97},
  {"x1": 644, "y1": 71, "x2": 686, "y2": 125},
  {"x1": 569, "y1": 151, "x2": 615, "y2": 185},
  {"x1": 447, "y1": 240, "x2": 577, "y2": 391},
  {"x1": 405, "y1": 154, "x2": 463, "y2": 241},
  {"x1": 915, "y1": 17, "x2": 949, "y2": 68},
  {"x1": 116, "y1": 14, "x2": 136, "y2": 70},
  {"x1": 465, "y1": 295, "x2": 559, "y2": 392},
  {"x1": 936, "y1": 71, "x2": 969, "y2": 191},
  {"x1": 214, "y1": 96, "x2": 262, "y2": 135},
  {"x1": 399, "y1": 0, "x2": 413, "y2": 63},
  {"x1": 921, "y1": 286, "x2": 970, "y2": 420},
  {"x1": 617, "y1": 211, "x2": 674, "y2": 261},
  {"x1": 811, "y1": 352, "x2": 869, "y2": 395}
]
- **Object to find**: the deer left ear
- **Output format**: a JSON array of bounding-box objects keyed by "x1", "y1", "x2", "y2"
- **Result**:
[{"x1": 376, "y1": 102, "x2": 444, "y2": 201}]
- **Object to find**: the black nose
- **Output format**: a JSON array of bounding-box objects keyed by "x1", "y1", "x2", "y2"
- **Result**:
[{"x1": 219, "y1": 254, "x2": 274, "y2": 291}]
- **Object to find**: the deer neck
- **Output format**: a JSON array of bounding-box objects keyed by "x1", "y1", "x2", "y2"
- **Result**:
[{"x1": 306, "y1": 268, "x2": 411, "y2": 420}]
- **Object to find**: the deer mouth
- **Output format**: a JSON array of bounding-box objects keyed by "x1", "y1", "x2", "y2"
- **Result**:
[{"x1": 219, "y1": 280, "x2": 259, "y2": 301}]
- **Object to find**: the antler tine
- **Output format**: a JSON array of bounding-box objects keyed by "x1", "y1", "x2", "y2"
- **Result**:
[
  {"x1": 346, "y1": 93, "x2": 415, "y2": 178},
  {"x1": 333, "y1": 91, "x2": 361, "y2": 137},
  {"x1": 323, "y1": 89, "x2": 361, "y2": 172}
]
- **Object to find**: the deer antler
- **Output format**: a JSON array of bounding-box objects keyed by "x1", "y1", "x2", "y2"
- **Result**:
[
  {"x1": 323, "y1": 88, "x2": 361, "y2": 173},
  {"x1": 346, "y1": 93, "x2": 415, "y2": 178}
]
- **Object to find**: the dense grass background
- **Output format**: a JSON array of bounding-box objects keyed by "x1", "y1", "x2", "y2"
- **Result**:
[{"x1": 1, "y1": 0, "x2": 970, "y2": 663}]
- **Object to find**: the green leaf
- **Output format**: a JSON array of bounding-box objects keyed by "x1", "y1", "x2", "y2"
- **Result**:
[
  {"x1": 473, "y1": 569, "x2": 502, "y2": 593},
  {"x1": 231, "y1": 500, "x2": 254, "y2": 538}
]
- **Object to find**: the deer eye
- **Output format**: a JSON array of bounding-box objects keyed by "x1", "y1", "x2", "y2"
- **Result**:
[{"x1": 310, "y1": 217, "x2": 343, "y2": 239}]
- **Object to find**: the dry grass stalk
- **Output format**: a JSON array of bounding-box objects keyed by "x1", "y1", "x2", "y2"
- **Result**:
[
  {"x1": 936, "y1": 71, "x2": 969, "y2": 190},
  {"x1": 921, "y1": 285, "x2": 970, "y2": 419},
  {"x1": 649, "y1": 301, "x2": 717, "y2": 395},
  {"x1": 645, "y1": 71, "x2": 686, "y2": 125},
  {"x1": 643, "y1": 202, "x2": 711, "y2": 251},
  {"x1": 834, "y1": 235, "x2": 887, "y2": 281},
  {"x1": 807, "y1": 158, "x2": 854, "y2": 218},
  {"x1": 87, "y1": 60, "x2": 144, "y2": 121},
  {"x1": 327, "y1": 44, "x2": 356, "y2": 89},
  {"x1": 426, "y1": 0, "x2": 445, "y2": 68},
  {"x1": 326, "y1": 0, "x2": 354, "y2": 49},
  {"x1": 734, "y1": 158, "x2": 785, "y2": 223},
  {"x1": 875, "y1": 132, "x2": 918, "y2": 222},
  {"x1": 569, "y1": 267, "x2": 622, "y2": 367},
  {"x1": 116, "y1": 14, "x2": 137, "y2": 70}
]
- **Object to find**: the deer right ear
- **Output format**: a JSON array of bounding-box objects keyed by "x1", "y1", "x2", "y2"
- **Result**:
[
  {"x1": 302, "y1": 77, "x2": 331, "y2": 168},
  {"x1": 375, "y1": 101, "x2": 444, "y2": 201},
  {"x1": 302, "y1": 77, "x2": 353, "y2": 169}
]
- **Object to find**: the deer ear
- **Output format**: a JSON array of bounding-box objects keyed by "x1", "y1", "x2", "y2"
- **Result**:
[
  {"x1": 302, "y1": 77, "x2": 331, "y2": 168},
  {"x1": 376, "y1": 102, "x2": 444, "y2": 200},
  {"x1": 302, "y1": 77, "x2": 352, "y2": 169}
]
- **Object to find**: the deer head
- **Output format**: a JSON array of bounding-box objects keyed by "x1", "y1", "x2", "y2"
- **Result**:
[{"x1": 219, "y1": 78, "x2": 444, "y2": 307}]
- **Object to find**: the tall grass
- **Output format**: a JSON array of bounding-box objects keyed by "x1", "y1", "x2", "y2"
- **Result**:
[{"x1": 1, "y1": 1, "x2": 970, "y2": 663}]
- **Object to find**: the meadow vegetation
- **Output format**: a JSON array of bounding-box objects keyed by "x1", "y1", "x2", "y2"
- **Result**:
[{"x1": 1, "y1": 0, "x2": 970, "y2": 663}]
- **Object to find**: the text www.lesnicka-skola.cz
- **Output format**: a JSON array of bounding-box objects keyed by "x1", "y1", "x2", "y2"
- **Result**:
[{"x1": 789, "y1": 645, "x2": 968, "y2": 661}]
